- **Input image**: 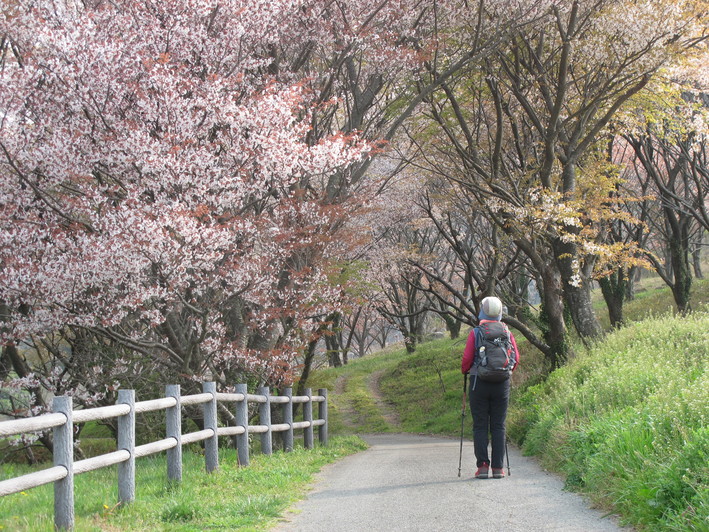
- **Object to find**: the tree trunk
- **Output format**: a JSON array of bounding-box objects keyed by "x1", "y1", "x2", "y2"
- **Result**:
[
  {"x1": 508, "y1": 271, "x2": 531, "y2": 320},
  {"x1": 403, "y1": 331, "x2": 417, "y2": 353},
  {"x1": 2, "y1": 343, "x2": 55, "y2": 456},
  {"x1": 444, "y1": 315, "x2": 462, "y2": 340},
  {"x1": 327, "y1": 348, "x2": 342, "y2": 367},
  {"x1": 553, "y1": 239, "x2": 603, "y2": 340},
  {"x1": 625, "y1": 266, "x2": 639, "y2": 301},
  {"x1": 324, "y1": 313, "x2": 344, "y2": 367},
  {"x1": 563, "y1": 282, "x2": 603, "y2": 339},
  {"x1": 669, "y1": 235, "x2": 693, "y2": 314},
  {"x1": 296, "y1": 334, "x2": 321, "y2": 397},
  {"x1": 358, "y1": 341, "x2": 367, "y2": 358},
  {"x1": 0, "y1": 344, "x2": 12, "y2": 380},
  {"x1": 538, "y1": 267, "x2": 570, "y2": 369},
  {"x1": 599, "y1": 270, "x2": 626, "y2": 328},
  {"x1": 692, "y1": 232, "x2": 704, "y2": 279},
  {"x1": 664, "y1": 241, "x2": 674, "y2": 280},
  {"x1": 375, "y1": 327, "x2": 388, "y2": 349},
  {"x1": 413, "y1": 314, "x2": 426, "y2": 346}
]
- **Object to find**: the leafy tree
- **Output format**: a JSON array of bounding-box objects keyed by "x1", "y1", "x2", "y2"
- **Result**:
[
  {"x1": 621, "y1": 89, "x2": 709, "y2": 313},
  {"x1": 407, "y1": 0, "x2": 706, "y2": 361}
]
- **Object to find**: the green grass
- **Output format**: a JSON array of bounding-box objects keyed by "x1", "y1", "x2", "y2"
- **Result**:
[
  {"x1": 307, "y1": 345, "x2": 411, "y2": 434},
  {"x1": 596, "y1": 274, "x2": 709, "y2": 329},
  {"x1": 508, "y1": 312, "x2": 708, "y2": 531},
  {"x1": 0, "y1": 437, "x2": 367, "y2": 531},
  {"x1": 378, "y1": 338, "x2": 469, "y2": 434}
]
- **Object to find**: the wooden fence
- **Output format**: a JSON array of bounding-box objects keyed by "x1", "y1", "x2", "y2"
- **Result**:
[{"x1": 0, "y1": 382, "x2": 328, "y2": 530}]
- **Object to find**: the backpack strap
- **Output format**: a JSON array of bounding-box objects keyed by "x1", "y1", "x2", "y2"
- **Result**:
[
  {"x1": 499, "y1": 322, "x2": 516, "y2": 371},
  {"x1": 473, "y1": 326, "x2": 484, "y2": 367}
]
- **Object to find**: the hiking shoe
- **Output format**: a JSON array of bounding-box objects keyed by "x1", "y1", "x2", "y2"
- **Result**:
[
  {"x1": 475, "y1": 463, "x2": 489, "y2": 479},
  {"x1": 492, "y1": 468, "x2": 505, "y2": 479}
]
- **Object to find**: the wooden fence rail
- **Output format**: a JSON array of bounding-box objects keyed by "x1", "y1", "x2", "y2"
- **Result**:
[{"x1": 0, "y1": 382, "x2": 328, "y2": 530}]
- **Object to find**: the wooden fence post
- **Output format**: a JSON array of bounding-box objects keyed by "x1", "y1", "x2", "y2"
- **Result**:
[
  {"x1": 282, "y1": 387, "x2": 293, "y2": 452},
  {"x1": 166, "y1": 384, "x2": 182, "y2": 482},
  {"x1": 318, "y1": 388, "x2": 328, "y2": 446},
  {"x1": 53, "y1": 396, "x2": 74, "y2": 531},
  {"x1": 235, "y1": 383, "x2": 249, "y2": 466},
  {"x1": 257, "y1": 386, "x2": 272, "y2": 455},
  {"x1": 303, "y1": 388, "x2": 313, "y2": 450},
  {"x1": 117, "y1": 389, "x2": 135, "y2": 504},
  {"x1": 203, "y1": 381, "x2": 218, "y2": 473}
]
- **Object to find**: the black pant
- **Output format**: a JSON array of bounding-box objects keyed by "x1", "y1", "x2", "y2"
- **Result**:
[{"x1": 469, "y1": 376, "x2": 510, "y2": 469}]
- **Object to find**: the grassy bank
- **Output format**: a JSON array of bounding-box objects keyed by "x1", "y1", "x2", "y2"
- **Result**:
[
  {"x1": 509, "y1": 312, "x2": 708, "y2": 530},
  {"x1": 0, "y1": 436, "x2": 366, "y2": 531}
]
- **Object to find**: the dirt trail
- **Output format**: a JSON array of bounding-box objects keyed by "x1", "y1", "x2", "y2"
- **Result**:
[
  {"x1": 367, "y1": 370, "x2": 401, "y2": 429},
  {"x1": 333, "y1": 375, "x2": 358, "y2": 430}
]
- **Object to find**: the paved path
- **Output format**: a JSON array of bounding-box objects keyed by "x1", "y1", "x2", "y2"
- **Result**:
[{"x1": 272, "y1": 433, "x2": 630, "y2": 532}]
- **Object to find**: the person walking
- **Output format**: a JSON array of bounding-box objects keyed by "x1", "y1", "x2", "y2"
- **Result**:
[{"x1": 461, "y1": 296, "x2": 520, "y2": 479}]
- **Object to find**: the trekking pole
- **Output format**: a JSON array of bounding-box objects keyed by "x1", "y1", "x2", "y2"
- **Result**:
[
  {"x1": 505, "y1": 436, "x2": 511, "y2": 477},
  {"x1": 457, "y1": 374, "x2": 468, "y2": 477}
]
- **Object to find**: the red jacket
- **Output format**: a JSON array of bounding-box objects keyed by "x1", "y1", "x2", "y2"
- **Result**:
[{"x1": 461, "y1": 320, "x2": 520, "y2": 374}]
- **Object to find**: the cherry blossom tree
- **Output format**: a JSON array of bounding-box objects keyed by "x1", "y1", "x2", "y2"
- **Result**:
[
  {"x1": 482, "y1": 0, "x2": 706, "y2": 337},
  {"x1": 0, "y1": 0, "x2": 373, "y2": 443},
  {"x1": 261, "y1": 0, "x2": 557, "y2": 367},
  {"x1": 588, "y1": 138, "x2": 653, "y2": 327},
  {"x1": 620, "y1": 89, "x2": 709, "y2": 313},
  {"x1": 2, "y1": 0, "x2": 532, "y2": 445},
  {"x1": 601, "y1": 36, "x2": 709, "y2": 319}
]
